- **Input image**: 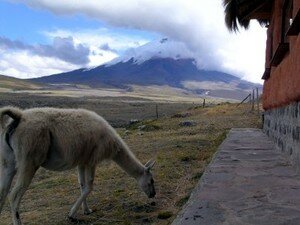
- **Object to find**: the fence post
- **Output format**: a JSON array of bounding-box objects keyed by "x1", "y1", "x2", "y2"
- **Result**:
[
  {"x1": 203, "y1": 99, "x2": 206, "y2": 108},
  {"x1": 256, "y1": 88, "x2": 260, "y2": 114},
  {"x1": 252, "y1": 89, "x2": 255, "y2": 111}
]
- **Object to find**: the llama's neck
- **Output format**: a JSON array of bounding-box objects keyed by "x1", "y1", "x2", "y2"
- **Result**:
[{"x1": 112, "y1": 140, "x2": 145, "y2": 179}]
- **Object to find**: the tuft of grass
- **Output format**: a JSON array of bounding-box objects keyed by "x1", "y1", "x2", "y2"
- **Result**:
[
  {"x1": 171, "y1": 112, "x2": 191, "y2": 118},
  {"x1": 180, "y1": 155, "x2": 197, "y2": 162},
  {"x1": 157, "y1": 211, "x2": 173, "y2": 219},
  {"x1": 192, "y1": 172, "x2": 204, "y2": 180},
  {"x1": 126, "y1": 119, "x2": 161, "y2": 131},
  {"x1": 139, "y1": 124, "x2": 161, "y2": 132},
  {"x1": 175, "y1": 195, "x2": 190, "y2": 207}
]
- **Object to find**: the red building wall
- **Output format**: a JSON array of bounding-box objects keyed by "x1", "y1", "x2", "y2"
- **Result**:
[{"x1": 263, "y1": 0, "x2": 300, "y2": 110}]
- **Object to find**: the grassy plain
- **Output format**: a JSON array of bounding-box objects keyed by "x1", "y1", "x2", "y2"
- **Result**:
[
  {"x1": 0, "y1": 91, "x2": 261, "y2": 225},
  {"x1": 0, "y1": 92, "x2": 198, "y2": 127}
]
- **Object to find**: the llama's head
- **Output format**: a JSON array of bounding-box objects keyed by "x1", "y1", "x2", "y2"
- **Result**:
[{"x1": 138, "y1": 159, "x2": 156, "y2": 198}]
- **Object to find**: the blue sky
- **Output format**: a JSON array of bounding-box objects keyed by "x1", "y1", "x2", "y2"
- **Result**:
[
  {"x1": 0, "y1": 0, "x2": 266, "y2": 83},
  {"x1": 0, "y1": 1, "x2": 157, "y2": 45},
  {"x1": 0, "y1": 1, "x2": 104, "y2": 44}
]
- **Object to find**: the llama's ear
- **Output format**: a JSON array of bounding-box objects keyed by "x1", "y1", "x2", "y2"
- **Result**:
[{"x1": 145, "y1": 159, "x2": 156, "y2": 171}]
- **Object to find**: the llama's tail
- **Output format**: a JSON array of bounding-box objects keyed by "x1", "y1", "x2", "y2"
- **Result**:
[
  {"x1": 0, "y1": 107, "x2": 22, "y2": 129},
  {"x1": 0, "y1": 107, "x2": 22, "y2": 213}
]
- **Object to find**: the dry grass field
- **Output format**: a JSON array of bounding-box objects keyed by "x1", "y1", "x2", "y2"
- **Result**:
[
  {"x1": 0, "y1": 92, "x2": 208, "y2": 127},
  {"x1": 0, "y1": 99, "x2": 261, "y2": 225}
]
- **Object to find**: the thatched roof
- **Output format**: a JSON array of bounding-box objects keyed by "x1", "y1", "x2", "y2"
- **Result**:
[{"x1": 223, "y1": 0, "x2": 273, "y2": 31}]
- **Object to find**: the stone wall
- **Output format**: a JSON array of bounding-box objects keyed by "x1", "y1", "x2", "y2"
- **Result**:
[{"x1": 264, "y1": 101, "x2": 300, "y2": 172}]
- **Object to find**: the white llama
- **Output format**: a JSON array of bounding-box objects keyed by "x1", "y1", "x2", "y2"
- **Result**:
[{"x1": 0, "y1": 107, "x2": 156, "y2": 225}]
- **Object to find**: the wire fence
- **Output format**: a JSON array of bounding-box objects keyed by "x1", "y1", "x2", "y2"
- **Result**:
[{"x1": 237, "y1": 87, "x2": 261, "y2": 114}]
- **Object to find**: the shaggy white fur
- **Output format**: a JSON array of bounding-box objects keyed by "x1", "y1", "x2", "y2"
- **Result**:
[{"x1": 0, "y1": 107, "x2": 156, "y2": 225}]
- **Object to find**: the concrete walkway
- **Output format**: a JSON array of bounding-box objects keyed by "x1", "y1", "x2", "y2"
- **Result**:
[{"x1": 172, "y1": 128, "x2": 300, "y2": 225}]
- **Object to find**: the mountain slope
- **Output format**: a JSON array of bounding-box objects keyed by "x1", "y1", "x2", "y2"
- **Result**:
[
  {"x1": 0, "y1": 75, "x2": 42, "y2": 90},
  {"x1": 32, "y1": 58, "x2": 255, "y2": 87}
]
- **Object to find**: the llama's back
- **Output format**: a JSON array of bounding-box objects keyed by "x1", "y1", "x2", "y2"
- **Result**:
[{"x1": 15, "y1": 108, "x2": 120, "y2": 170}]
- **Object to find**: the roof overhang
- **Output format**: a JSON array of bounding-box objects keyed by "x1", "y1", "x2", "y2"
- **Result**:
[
  {"x1": 238, "y1": 0, "x2": 273, "y2": 21},
  {"x1": 224, "y1": 0, "x2": 274, "y2": 31}
]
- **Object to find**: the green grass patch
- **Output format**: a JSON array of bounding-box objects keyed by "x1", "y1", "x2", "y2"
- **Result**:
[
  {"x1": 175, "y1": 195, "x2": 190, "y2": 207},
  {"x1": 157, "y1": 211, "x2": 173, "y2": 219},
  {"x1": 192, "y1": 172, "x2": 204, "y2": 180}
]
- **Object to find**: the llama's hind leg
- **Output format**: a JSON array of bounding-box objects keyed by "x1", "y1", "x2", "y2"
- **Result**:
[
  {"x1": 9, "y1": 161, "x2": 38, "y2": 225},
  {"x1": 69, "y1": 165, "x2": 95, "y2": 219},
  {"x1": 0, "y1": 150, "x2": 16, "y2": 214},
  {"x1": 78, "y1": 165, "x2": 93, "y2": 215}
]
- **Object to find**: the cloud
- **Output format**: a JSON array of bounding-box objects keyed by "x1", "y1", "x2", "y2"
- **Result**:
[
  {"x1": 42, "y1": 27, "x2": 150, "y2": 68},
  {"x1": 0, "y1": 37, "x2": 29, "y2": 50},
  {"x1": 0, "y1": 36, "x2": 121, "y2": 77},
  {"x1": 0, "y1": 26, "x2": 150, "y2": 77},
  {"x1": 10, "y1": 0, "x2": 267, "y2": 83},
  {"x1": 99, "y1": 43, "x2": 115, "y2": 52},
  {"x1": 43, "y1": 27, "x2": 150, "y2": 53},
  {"x1": 0, "y1": 36, "x2": 90, "y2": 65},
  {"x1": 39, "y1": 37, "x2": 90, "y2": 65},
  {"x1": 107, "y1": 38, "x2": 197, "y2": 65},
  {"x1": 0, "y1": 50, "x2": 78, "y2": 79}
]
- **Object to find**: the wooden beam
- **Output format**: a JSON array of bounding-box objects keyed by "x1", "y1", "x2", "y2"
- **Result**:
[
  {"x1": 262, "y1": 68, "x2": 271, "y2": 80},
  {"x1": 270, "y1": 43, "x2": 289, "y2": 66},
  {"x1": 250, "y1": 12, "x2": 271, "y2": 19},
  {"x1": 241, "y1": 0, "x2": 272, "y2": 20}
]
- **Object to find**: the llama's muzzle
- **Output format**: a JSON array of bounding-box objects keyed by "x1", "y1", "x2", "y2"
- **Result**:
[{"x1": 148, "y1": 190, "x2": 156, "y2": 198}]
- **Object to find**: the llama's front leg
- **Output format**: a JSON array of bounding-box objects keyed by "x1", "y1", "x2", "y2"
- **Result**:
[
  {"x1": 9, "y1": 162, "x2": 37, "y2": 225},
  {"x1": 78, "y1": 165, "x2": 92, "y2": 215},
  {"x1": 69, "y1": 165, "x2": 95, "y2": 219},
  {"x1": 0, "y1": 150, "x2": 16, "y2": 214}
]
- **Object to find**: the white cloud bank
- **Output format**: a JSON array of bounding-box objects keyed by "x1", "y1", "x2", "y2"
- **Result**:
[
  {"x1": 43, "y1": 27, "x2": 150, "y2": 67},
  {"x1": 0, "y1": 36, "x2": 90, "y2": 64},
  {"x1": 6, "y1": 0, "x2": 267, "y2": 83},
  {"x1": 0, "y1": 29, "x2": 148, "y2": 78},
  {"x1": 0, "y1": 49, "x2": 77, "y2": 79}
]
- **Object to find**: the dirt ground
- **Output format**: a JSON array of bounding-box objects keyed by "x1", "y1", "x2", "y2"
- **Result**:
[{"x1": 0, "y1": 94, "x2": 261, "y2": 225}]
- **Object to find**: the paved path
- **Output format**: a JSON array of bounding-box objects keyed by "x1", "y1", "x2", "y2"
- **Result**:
[{"x1": 172, "y1": 128, "x2": 300, "y2": 225}]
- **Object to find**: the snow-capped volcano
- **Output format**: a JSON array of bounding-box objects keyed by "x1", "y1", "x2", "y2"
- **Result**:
[
  {"x1": 106, "y1": 38, "x2": 196, "y2": 66},
  {"x1": 31, "y1": 38, "x2": 261, "y2": 100}
]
